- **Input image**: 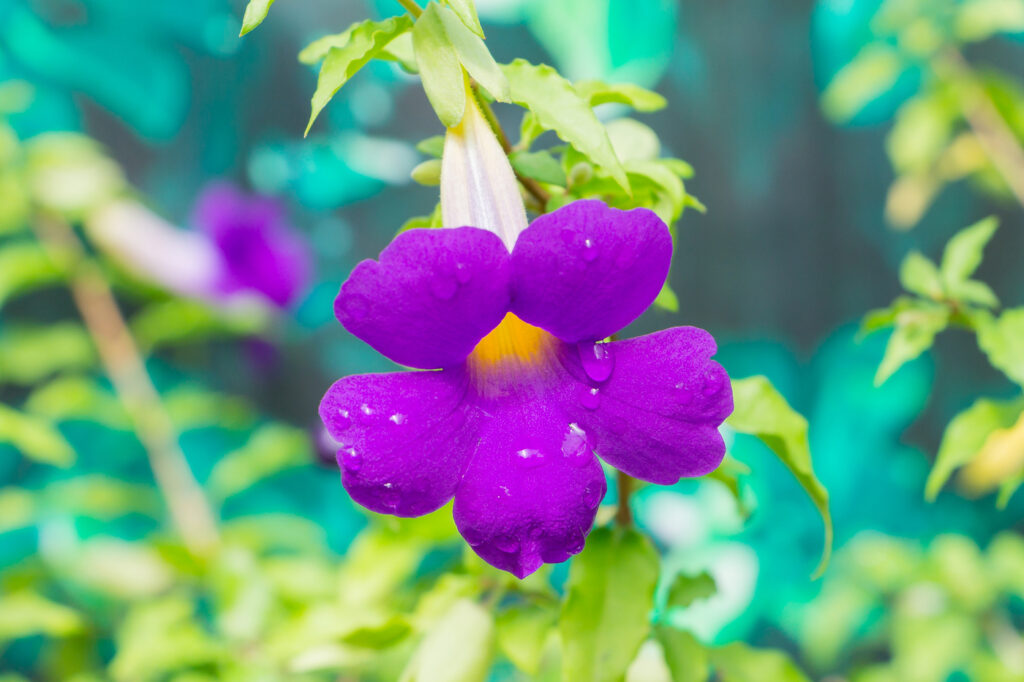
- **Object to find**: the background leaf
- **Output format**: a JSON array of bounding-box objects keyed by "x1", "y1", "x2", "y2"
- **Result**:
[{"x1": 412, "y1": 3, "x2": 467, "y2": 128}]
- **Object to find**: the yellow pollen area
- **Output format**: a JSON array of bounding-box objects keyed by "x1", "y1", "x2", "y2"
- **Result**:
[{"x1": 470, "y1": 313, "x2": 551, "y2": 369}]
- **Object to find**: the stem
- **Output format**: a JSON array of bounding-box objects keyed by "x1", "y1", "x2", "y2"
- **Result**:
[
  {"x1": 394, "y1": 0, "x2": 423, "y2": 18},
  {"x1": 470, "y1": 85, "x2": 553, "y2": 211},
  {"x1": 616, "y1": 471, "x2": 633, "y2": 526},
  {"x1": 939, "y1": 50, "x2": 1024, "y2": 209},
  {"x1": 33, "y1": 216, "x2": 219, "y2": 556}
]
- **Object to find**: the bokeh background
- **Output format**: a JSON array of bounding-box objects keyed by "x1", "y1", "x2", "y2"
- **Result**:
[{"x1": 3, "y1": 0, "x2": 1024, "y2": 680}]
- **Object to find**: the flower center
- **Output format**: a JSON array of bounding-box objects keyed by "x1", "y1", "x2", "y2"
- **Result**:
[{"x1": 469, "y1": 312, "x2": 554, "y2": 371}]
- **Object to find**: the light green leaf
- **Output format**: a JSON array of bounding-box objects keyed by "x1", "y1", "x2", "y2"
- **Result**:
[
  {"x1": 413, "y1": 3, "x2": 467, "y2": 128},
  {"x1": 727, "y1": 376, "x2": 832, "y2": 576},
  {"x1": 0, "y1": 487, "x2": 35, "y2": 534},
  {"x1": 939, "y1": 216, "x2": 998, "y2": 292},
  {"x1": 342, "y1": 616, "x2": 413, "y2": 649},
  {"x1": 925, "y1": 396, "x2": 1024, "y2": 500},
  {"x1": 561, "y1": 527, "x2": 660, "y2": 682},
  {"x1": 416, "y1": 135, "x2": 446, "y2": 157},
  {"x1": 131, "y1": 299, "x2": 269, "y2": 349},
  {"x1": 25, "y1": 375, "x2": 128, "y2": 428},
  {"x1": 875, "y1": 303, "x2": 950, "y2": 385},
  {"x1": 821, "y1": 45, "x2": 905, "y2": 123},
  {"x1": 607, "y1": 118, "x2": 660, "y2": 162},
  {"x1": 403, "y1": 599, "x2": 494, "y2": 682},
  {"x1": 0, "y1": 242, "x2": 65, "y2": 309},
  {"x1": 411, "y1": 159, "x2": 443, "y2": 185},
  {"x1": 437, "y1": 5, "x2": 508, "y2": 101},
  {"x1": 444, "y1": 0, "x2": 485, "y2": 38},
  {"x1": 208, "y1": 424, "x2": 312, "y2": 500},
  {"x1": 653, "y1": 283, "x2": 679, "y2": 312},
  {"x1": 509, "y1": 150, "x2": 567, "y2": 185},
  {"x1": 0, "y1": 324, "x2": 95, "y2": 385},
  {"x1": 898, "y1": 251, "x2": 942, "y2": 299},
  {"x1": 665, "y1": 571, "x2": 716, "y2": 609},
  {"x1": 0, "y1": 592, "x2": 83, "y2": 642},
  {"x1": 0, "y1": 404, "x2": 74, "y2": 467},
  {"x1": 575, "y1": 81, "x2": 668, "y2": 112},
  {"x1": 381, "y1": 33, "x2": 418, "y2": 73},
  {"x1": 503, "y1": 59, "x2": 629, "y2": 192},
  {"x1": 496, "y1": 604, "x2": 556, "y2": 676},
  {"x1": 974, "y1": 308, "x2": 1024, "y2": 386},
  {"x1": 956, "y1": 0, "x2": 1024, "y2": 41},
  {"x1": 239, "y1": 0, "x2": 276, "y2": 36},
  {"x1": 298, "y1": 27, "x2": 356, "y2": 65},
  {"x1": 25, "y1": 133, "x2": 124, "y2": 218},
  {"x1": 44, "y1": 475, "x2": 160, "y2": 519},
  {"x1": 306, "y1": 16, "x2": 414, "y2": 134},
  {"x1": 163, "y1": 387, "x2": 255, "y2": 431},
  {"x1": 656, "y1": 627, "x2": 708, "y2": 682},
  {"x1": 952, "y1": 279, "x2": 999, "y2": 308},
  {"x1": 711, "y1": 642, "x2": 811, "y2": 682}
]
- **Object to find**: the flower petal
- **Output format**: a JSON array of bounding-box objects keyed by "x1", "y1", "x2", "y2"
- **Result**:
[
  {"x1": 568, "y1": 327, "x2": 732, "y2": 484},
  {"x1": 510, "y1": 200, "x2": 671, "y2": 342},
  {"x1": 319, "y1": 368, "x2": 478, "y2": 516},
  {"x1": 337, "y1": 227, "x2": 512, "y2": 369},
  {"x1": 453, "y1": 394, "x2": 606, "y2": 578}
]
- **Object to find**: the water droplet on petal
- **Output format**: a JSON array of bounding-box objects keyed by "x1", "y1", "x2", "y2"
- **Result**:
[
  {"x1": 342, "y1": 294, "x2": 369, "y2": 319},
  {"x1": 579, "y1": 341, "x2": 614, "y2": 382},
  {"x1": 516, "y1": 448, "x2": 545, "y2": 469},
  {"x1": 340, "y1": 446, "x2": 362, "y2": 472},
  {"x1": 561, "y1": 423, "x2": 591, "y2": 467},
  {"x1": 579, "y1": 385, "x2": 601, "y2": 410},
  {"x1": 389, "y1": 413, "x2": 406, "y2": 425},
  {"x1": 496, "y1": 535, "x2": 519, "y2": 553},
  {"x1": 454, "y1": 262, "x2": 472, "y2": 284},
  {"x1": 334, "y1": 408, "x2": 352, "y2": 431},
  {"x1": 357, "y1": 403, "x2": 375, "y2": 424},
  {"x1": 584, "y1": 486, "x2": 603, "y2": 509},
  {"x1": 560, "y1": 228, "x2": 576, "y2": 245},
  {"x1": 430, "y1": 274, "x2": 457, "y2": 299},
  {"x1": 462, "y1": 528, "x2": 485, "y2": 546},
  {"x1": 381, "y1": 483, "x2": 399, "y2": 510},
  {"x1": 568, "y1": 535, "x2": 586, "y2": 554},
  {"x1": 702, "y1": 365, "x2": 726, "y2": 396},
  {"x1": 582, "y1": 238, "x2": 598, "y2": 262}
]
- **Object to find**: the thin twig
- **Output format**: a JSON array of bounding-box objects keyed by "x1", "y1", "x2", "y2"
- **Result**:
[
  {"x1": 616, "y1": 471, "x2": 633, "y2": 526},
  {"x1": 394, "y1": 0, "x2": 423, "y2": 19},
  {"x1": 33, "y1": 216, "x2": 219, "y2": 555}
]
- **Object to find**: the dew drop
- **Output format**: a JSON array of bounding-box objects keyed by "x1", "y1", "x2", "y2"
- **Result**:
[
  {"x1": 334, "y1": 408, "x2": 352, "y2": 431},
  {"x1": 568, "y1": 535, "x2": 586, "y2": 554},
  {"x1": 340, "y1": 446, "x2": 362, "y2": 473},
  {"x1": 582, "y1": 238, "x2": 598, "y2": 262},
  {"x1": 584, "y1": 485, "x2": 604, "y2": 509},
  {"x1": 381, "y1": 483, "x2": 400, "y2": 510},
  {"x1": 496, "y1": 535, "x2": 519, "y2": 553},
  {"x1": 454, "y1": 262, "x2": 472, "y2": 284},
  {"x1": 561, "y1": 423, "x2": 591, "y2": 467},
  {"x1": 342, "y1": 294, "x2": 369, "y2": 319},
  {"x1": 579, "y1": 341, "x2": 614, "y2": 382},
  {"x1": 515, "y1": 448, "x2": 545, "y2": 469},
  {"x1": 579, "y1": 385, "x2": 601, "y2": 410},
  {"x1": 430, "y1": 274, "x2": 457, "y2": 300},
  {"x1": 357, "y1": 403, "x2": 375, "y2": 424},
  {"x1": 462, "y1": 528, "x2": 485, "y2": 547},
  {"x1": 389, "y1": 413, "x2": 407, "y2": 425}
]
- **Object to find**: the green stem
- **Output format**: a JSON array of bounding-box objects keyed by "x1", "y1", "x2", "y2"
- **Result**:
[
  {"x1": 616, "y1": 471, "x2": 633, "y2": 526},
  {"x1": 395, "y1": 0, "x2": 423, "y2": 18}
]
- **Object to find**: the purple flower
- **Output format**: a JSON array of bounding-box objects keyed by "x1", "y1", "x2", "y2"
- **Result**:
[
  {"x1": 319, "y1": 97, "x2": 732, "y2": 578},
  {"x1": 87, "y1": 183, "x2": 311, "y2": 309}
]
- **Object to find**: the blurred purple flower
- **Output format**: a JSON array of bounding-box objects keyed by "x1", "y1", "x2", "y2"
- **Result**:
[{"x1": 88, "y1": 182, "x2": 311, "y2": 309}]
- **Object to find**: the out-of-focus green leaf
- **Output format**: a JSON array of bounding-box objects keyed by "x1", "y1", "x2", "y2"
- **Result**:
[
  {"x1": 711, "y1": 642, "x2": 811, "y2": 682},
  {"x1": 381, "y1": 33, "x2": 418, "y2": 73},
  {"x1": 0, "y1": 404, "x2": 74, "y2": 467},
  {"x1": 0, "y1": 324, "x2": 95, "y2": 385},
  {"x1": 298, "y1": 27, "x2": 357, "y2": 65},
  {"x1": 503, "y1": 59, "x2": 628, "y2": 192},
  {"x1": 975, "y1": 308, "x2": 1024, "y2": 386},
  {"x1": 25, "y1": 375, "x2": 128, "y2": 428},
  {"x1": 25, "y1": 133, "x2": 123, "y2": 218},
  {"x1": 0, "y1": 242, "x2": 65, "y2": 309},
  {"x1": 728, "y1": 376, "x2": 832, "y2": 576},
  {"x1": 886, "y1": 92, "x2": 956, "y2": 175},
  {"x1": 496, "y1": 604, "x2": 556, "y2": 676},
  {"x1": 437, "y1": 4, "x2": 509, "y2": 102},
  {"x1": 306, "y1": 16, "x2": 414, "y2": 134},
  {"x1": 898, "y1": 251, "x2": 942, "y2": 299},
  {"x1": 0, "y1": 487, "x2": 35, "y2": 534},
  {"x1": 656, "y1": 627, "x2": 708, "y2": 682},
  {"x1": 0, "y1": 592, "x2": 83, "y2": 642},
  {"x1": 444, "y1": 0, "x2": 485, "y2": 38},
  {"x1": 822, "y1": 45, "x2": 905, "y2": 123},
  {"x1": 653, "y1": 283, "x2": 679, "y2": 312},
  {"x1": 131, "y1": 299, "x2": 269, "y2": 349},
  {"x1": 956, "y1": 0, "x2": 1024, "y2": 41},
  {"x1": 413, "y1": 4, "x2": 467, "y2": 128},
  {"x1": 874, "y1": 303, "x2": 950, "y2": 385},
  {"x1": 239, "y1": 0, "x2": 276, "y2": 36},
  {"x1": 163, "y1": 387, "x2": 255, "y2": 431},
  {"x1": 416, "y1": 135, "x2": 446, "y2": 158},
  {"x1": 342, "y1": 615, "x2": 413, "y2": 649},
  {"x1": 607, "y1": 119, "x2": 660, "y2": 163},
  {"x1": 939, "y1": 216, "x2": 998, "y2": 293},
  {"x1": 402, "y1": 599, "x2": 494, "y2": 682},
  {"x1": 665, "y1": 571, "x2": 716, "y2": 609},
  {"x1": 208, "y1": 424, "x2": 312, "y2": 500},
  {"x1": 44, "y1": 475, "x2": 159, "y2": 519},
  {"x1": 65, "y1": 538, "x2": 175, "y2": 599},
  {"x1": 411, "y1": 159, "x2": 443, "y2": 185},
  {"x1": 575, "y1": 81, "x2": 667, "y2": 112},
  {"x1": 560, "y1": 527, "x2": 660, "y2": 682},
  {"x1": 509, "y1": 150, "x2": 567, "y2": 185},
  {"x1": 110, "y1": 598, "x2": 226, "y2": 681},
  {"x1": 926, "y1": 535, "x2": 995, "y2": 610}
]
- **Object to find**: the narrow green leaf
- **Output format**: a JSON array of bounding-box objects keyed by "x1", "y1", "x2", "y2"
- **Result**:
[
  {"x1": 131, "y1": 299, "x2": 268, "y2": 349},
  {"x1": 298, "y1": 27, "x2": 356, "y2": 65},
  {"x1": 875, "y1": 304, "x2": 950, "y2": 385},
  {"x1": 509, "y1": 150, "x2": 567, "y2": 185},
  {"x1": 727, "y1": 376, "x2": 832, "y2": 576},
  {"x1": 381, "y1": 33, "x2": 418, "y2": 73},
  {"x1": 0, "y1": 592, "x2": 83, "y2": 642},
  {"x1": 0, "y1": 324, "x2": 95, "y2": 385},
  {"x1": 665, "y1": 571, "x2": 716, "y2": 609},
  {"x1": 208, "y1": 424, "x2": 312, "y2": 500},
  {"x1": 940, "y1": 216, "x2": 998, "y2": 292},
  {"x1": 560, "y1": 527, "x2": 660, "y2": 681},
  {"x1": 0, "y1": 488, "x2": 35, "y2": 534},
  {"x1": 656, "y1": 627, "x2": 708, "y2": 682},
  {"x1": 411, "y1": 159, "x2": 443, "y2": 185},
  {"x1": 821, "y1": 45, "x2": 905, "y2": 123},
  {"x1": 342, "y1": 616, "x2": 412, "y2": 649},
  {"x1": 239, "y1": 0, "x2": 277, "y2": 36},
  {"x1": 444, "y1": 0, "x2": 485, "y2": 38},
  {"x1": 653, "y1": 283, "x2": 679, "y2": 312},
  {"x1": 711, "y1": 642, "x2": 811, "y2": 682},
  {"x1": 951, "y1": 279, "x2": 999, "y2": 308},
  {"x1": 403, "y1": 599, "x2": 494, "y2": 682},
  {"x1": 607, "y1": 118, "x2": 661, "y2": 162},
  {"x1": 898, "y1": 251, "x2": 942, "y2": 299},
  {"x1": 436, "y1": 4, "x2": 509, "y2": 102},
  {"x1": 306, "y1": 16, "x2": 414, "y2": 134},
  {"x1": 496, "y1": 604, "x2": 556, "y2": 676},
  {"x1": 413, "y1": 3, "x2": 467, "y2": 128},
  {"x1": 975, "y1": 308, "x2": 1024, "y2": 386},
  {"x1": 25, "y1": 375, "x2": 128, "y2": 429},
  {"x1": 0, "y1": 242, "x2": 65, "y2": 309},
  {"x1": 416, "y1": 135, "x2": 447, "y2": 157},
  {"x1": 503, "y1": 59, "x2": 629, "y2": 192},
  {"x1": 956, "y1": 0, "x2": 1024, "y2": 41},
  {"x1": 0, "y1": 404, "x2": 74, "y2": 467},
  {"x1": 575, "y1": 81, "x2": 668, "y2": 112}
]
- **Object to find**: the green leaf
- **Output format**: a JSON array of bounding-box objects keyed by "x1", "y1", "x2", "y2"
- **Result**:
[
  {"x1": 208, "y1": 424, "x2": 312, "y2": 500},
  {"x1": 496, "y1": 604, "x2": 556, "y2": 676},
  {"x1": 239, "y1": 0, "x2": 276, "y2": 36},
  {"x1": 656, "y1": 627, "x2": 708, "y2": 682},
  {"x1": 560, "y1": 527, "x2": 660, "y2": 682},
  {"x1": 821, "y1": 45, "x2": 905, "y2": 123},
  {"x1": 0, "y1": 324, "x2": 95, "y2": 385},
  {"x1": 727, "y1": 376, "x2": 832, "y2": 576},
  {"x1": 306, "y1": 16, "x2": 414, "y2": 134},
  {"x1": 444, "y1": 0, "x2": 485, "y2": 38},
  {"x1": 939, "y1": 216, "x2": 998, "y2": 292},
  {"x1": 25, "y1": 375, "x2": 128, "y2": 428},
  {"x1": 416, "y1": 135, "x2": 446, "y2": 157},
  {"x1": 0, "y1": 404, "x2": 74, "y2": 467},
  {"x1": 0, "y1": 242, "x2": 65, "y2": 309},
  {"x1": 956, "y1": 0, "x2": 1024, "y2": 41},
  {"x1": 974, "y1": 308, "x2": 1024, "y2": 386},
  {"x1": 0, "y1": 592, "x2": 83, "y2": 642},
  {"x1": 44, "y1": 475, "x2": 160, "y2": 519},
  {"x1": 607, "y1": 119, "x2": 660, "y2": 162},
  {"x1": 131, "y1": 299, "x2": 269, "y2": 349},
  {"x1": 381, "y1": 33, "x2": 418, "y2": 73},
  {"x1": 653, "y1": 283, "x2": 679, "y2": 312},
  {"x1": 952, "y1": 279, "x2": 999, "y2": 308},
  {"x1": 25, "y1": 133, "x2": 124, "y2": 218},
  {"x1": 898, "y1": 251, "x2": 942, "y2": 299},
  {"x1": 437, "y1": 4, "x2": 509, "y2": 102},
  {"x1": 403, "y1": 599, "x2": 494, "y2": 682},
  {"x1": 665, "y1": 571, "x2": 716, "y2": 609},
  {"x1": 411, "y1": 159, "x2": 443, "y2": 185},
  {"x1": 503, "y1": 59, "x2": 629, "y2": 192},
  {"x1": 0, "y1": 487, "x2": 35, "y2": 534},
  {"x1": 925, "y1": 396, "x2": 1024, "y2": 500},
  {"x1": 413, "y1": 3, "x2": 467, "y2": 128},
  {"x1": 575, "y1": 81, "x2": 668, "y2": 112},
  {"x1": 710, "y1": 642, "x2": 811, "y2": 682},
  {"x1": 509, "y1": 150, "x2": 567, "y2": 185},
  {"x1": 342, "y1": 615, "x2": 413, "y2": 649},
  {"x1": 298, "y1": 27, "x2": 356, "y2": 65},
  {"x1": 874, "y1": 303, "x2": 950, "y2": 385}
]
